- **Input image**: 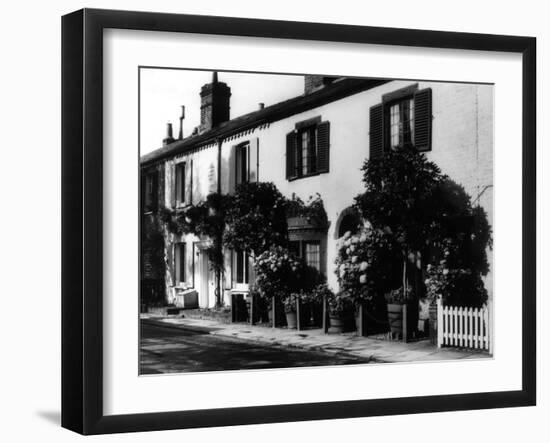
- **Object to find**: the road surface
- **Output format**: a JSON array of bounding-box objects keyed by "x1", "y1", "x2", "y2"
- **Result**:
[{"x1": 140, "y1": 320, "x2": 371, "y2": 374}]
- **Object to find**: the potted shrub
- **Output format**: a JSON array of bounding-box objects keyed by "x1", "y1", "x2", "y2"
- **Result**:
[
  {"x1": 253, "y1": 245, "x2": 304, "y2": 327},
  {"x1": 334, "y1": 226, "x2": 401, "y2": 336},
  {"x1": 385, "y1": 286, "x2": 417, "y2": 340},
  {"x1": 327, "y1": 291, "x2": 354, "y2": 333},
  {"x1": 283, "y1": 293, "x2": 300, "y2": 329}
]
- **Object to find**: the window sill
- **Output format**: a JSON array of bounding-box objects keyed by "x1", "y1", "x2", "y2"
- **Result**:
[{"x1": 287, "y1": 171, "x2": 327, "y2": 182}]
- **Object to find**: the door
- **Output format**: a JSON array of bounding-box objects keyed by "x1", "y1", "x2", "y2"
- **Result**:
[{"x1": 198, "y1": 250, "x2": 210, "y2": 308}]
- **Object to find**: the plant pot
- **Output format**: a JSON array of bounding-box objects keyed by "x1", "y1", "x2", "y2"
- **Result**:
[
  {"x1": 285, "y1": 311, "x2": 297, "y2": 329},
  {"x1": 328, "y1": 314, "x2": 354, "y2": 333},
  {"x1": 328, "y1": 315, "x2": 345, "y2": 333}
]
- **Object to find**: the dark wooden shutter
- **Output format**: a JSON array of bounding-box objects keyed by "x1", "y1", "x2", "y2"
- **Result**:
[
  {"x1": 286, "y1": 131, "x2": 297, "y2": 179},
  {"x1": 170, "y1": 163, "x2": 177, "y2": 208},
  {"x1": 316, "y1": 121, "x2": 330, "y2": 173},
  {"x1": 152, "y1": 171, "x2": 159, "y2": 211},
  {"x1": 249, "y1": 138, "x2": 259, "y2": 182},
  {"x1": 369, "y1": 103, "x2": 384, "y2": 159},
  {"x1": 414, "y1": 88, "x2": 432, "y2": 152}
]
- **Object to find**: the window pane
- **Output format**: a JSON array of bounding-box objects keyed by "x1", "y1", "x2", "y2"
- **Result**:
[
  {"x1": 176, "y1": 164, "x2": 185, "y2": 204},
  {"x1": 390, "y1": 104, "x2": 399, "y2": 148},
  {"x1": 401, "y1": 98, "x2": 413, "y2": 146},
  {"x1": 176, "y1": 243, "x2": 186, "y2": 284},
  {"x1": 301, "y1": 130, "x2": 309, "y2": 175},
  {"x1": 308, "y1": 127, "x2": 317, "y2": 174},
  {"x1": 305, "y1": 242, "x2": 320, "y2": 272},
  {"x1": 236, "y1": 144, "x2": 249, "y2": 185},
  {"x1": 236, "y1": 250, "x2": 244, "y2": 283}
]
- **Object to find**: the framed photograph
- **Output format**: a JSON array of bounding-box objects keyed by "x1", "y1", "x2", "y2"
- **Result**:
[{"x1": 62, "y1": 8, "x2": 536, "y2": 435}]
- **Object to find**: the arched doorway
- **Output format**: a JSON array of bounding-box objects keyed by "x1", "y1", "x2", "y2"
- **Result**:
[{"x1": 335, "y1": 207, "x2": 361, "y2": 239}]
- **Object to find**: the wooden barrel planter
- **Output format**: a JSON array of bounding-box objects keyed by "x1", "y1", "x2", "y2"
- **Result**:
[
  {"x1": 328, "y1": 313, "x2": 354, "y2": 334},
  {"x1": 328, "y1": 315, "x2": 346, "y2": 334}
]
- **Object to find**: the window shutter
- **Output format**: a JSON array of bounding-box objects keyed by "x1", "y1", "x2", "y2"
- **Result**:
[
  {"x1": 185, "y1": 242, "x2": 193, "y2": 286},
  {"x1": 184, "y1": 160, "x2": 192, "y2": 205},
  {"x1": 230, "y1": 250, "x2": 236, "y2": 288},
  {"x1": 286, "y1": 131, "x2": 297, "y2": 179},
  {"x1": 223, "y1": 248, "x2": 232, "y2": 289},
  {"x1": 369, "y1": 103, "x2": 384, "y2": 160},
  {"x1": 151, "y1": 171, "x2": 159, "y2": 211},
  {"x1": 170, "y1": 163, "x2": 177, "y2": 208},
  {"x1": 316, "y1": 121, "x2": 330, "y2": 173},
  {"x1": 228, "y1": 146, "x2": 236, "y2": 193},
  {"x1": 248, "y1": 254, "x2": 256, "y2": 285},
  {"x1": 414, "y1": 88, "x2": 432, "y2": 152},
  {"x1": 249, "y1": 138, "x2": 259, "y2": 182}
]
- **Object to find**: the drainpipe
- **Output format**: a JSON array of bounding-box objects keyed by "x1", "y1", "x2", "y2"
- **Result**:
[
  {"x1": 217, "y1": 138, "x2": 222, "y2": 194},
  {"x1": 215, "y1": 138, "x2": 223, "y2": 307}
]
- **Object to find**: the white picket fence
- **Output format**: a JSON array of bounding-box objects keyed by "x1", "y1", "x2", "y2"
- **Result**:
[{"x1": 437, "y1": 299, "x2": 492, "y2": 353}]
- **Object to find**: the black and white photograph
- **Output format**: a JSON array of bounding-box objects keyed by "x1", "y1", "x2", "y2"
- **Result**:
[
  {"x1": 139, "y1": 69, "x2": 494, "y2": 375},
  {"x1": 2, "y1": 0, "x2": 545, "y2": 440}
]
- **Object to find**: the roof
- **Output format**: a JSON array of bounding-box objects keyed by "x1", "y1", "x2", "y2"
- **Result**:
[{"x1": 140, "y1": 77, "x2": 388, "y2": 166}]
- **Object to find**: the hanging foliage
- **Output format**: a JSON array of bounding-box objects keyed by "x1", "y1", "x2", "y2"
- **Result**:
[{"x1": 224, "y1": 182, "x2": 289, "y2": 255}]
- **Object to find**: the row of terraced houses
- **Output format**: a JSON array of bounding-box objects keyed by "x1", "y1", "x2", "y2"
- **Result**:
[{"x1": 140, "y1": 72, "x2": 493, "y2": 316}]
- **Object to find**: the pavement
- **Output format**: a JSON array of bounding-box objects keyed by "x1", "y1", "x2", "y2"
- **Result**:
[{"x1": 140, "y1": 314, "x2": 491, "y2": 364}]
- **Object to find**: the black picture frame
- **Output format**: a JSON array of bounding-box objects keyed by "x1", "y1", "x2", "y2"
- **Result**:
[{"x1": 61, "y1": 8, "x2": 536, "y2": 435}]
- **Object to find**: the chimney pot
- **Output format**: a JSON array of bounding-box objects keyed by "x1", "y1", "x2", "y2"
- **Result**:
[
  {"x1": 258, "y1": 103, "x2": 265, "y2": 110},
  {"x1": 178, "y1": 106, "x2": 185, "y2": 140}
]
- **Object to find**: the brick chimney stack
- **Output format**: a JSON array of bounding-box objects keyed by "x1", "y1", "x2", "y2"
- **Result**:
[
  {"x1": 304, "y1": 75, "x2": 338, "y2": 94},
  {"x1": 163, "y1": 122, "x2": 175, "y2": 146},
  {"x1": 199, "y1": 71, "x2": 231, "y2": 133}
]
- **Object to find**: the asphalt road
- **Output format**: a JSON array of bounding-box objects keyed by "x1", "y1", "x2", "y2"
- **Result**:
[{"x1": 140, "y1": 321, "x2": 371, "y2": 374}]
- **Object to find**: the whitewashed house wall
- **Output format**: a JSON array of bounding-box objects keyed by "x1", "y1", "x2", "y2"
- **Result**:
[{"x1": 153, "y1": 79, "x2": 493, "y2": 309}]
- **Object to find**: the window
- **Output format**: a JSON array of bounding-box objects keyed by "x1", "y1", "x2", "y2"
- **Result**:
[
  {"x1": 304, "y1": 242, "x2": 321, "y2": 272},
  {"x1": 299, "y1": 126, "x2": 317, "y2": 175},
  {"x1": 389, "y1": 97, "x2": 414, "y2": 149},
  {"x1": 235, "y1": 142, "x2": 249, "y2": 185},
  {"x1": 369, "y1": 86, "x2": 432, "y2": 159},
  {"x1": 286, "y1": 118, "x2": 330, "y2": 180},
  {"x1": 174, "y1": 243, "x2": 186, "y2": 285},
  {"x1": 234, "y1": 249, "x2": 249, "y2": 285},
  {"x1": 290, "y1": 240, "x2": 321, "y2": 273},
  {"x1": 173, "y1": 160, "x2": 193, "y2": 207},
  {"x1": 175, "y1": 162, "x2": 185, "y2": 206},
  {"x1": 142, "y1": 172, "x2": 158, "y2": 213}
]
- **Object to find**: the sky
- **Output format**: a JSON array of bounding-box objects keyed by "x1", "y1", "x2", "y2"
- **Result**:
[{"x1": 139, "y1": 69, "x2": 305, "y2": 155}]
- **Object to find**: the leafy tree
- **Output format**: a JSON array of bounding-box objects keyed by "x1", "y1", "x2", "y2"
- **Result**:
[
  {"x1": 354, "y1": 145, "x2": 491, "y2": 307},
  {"x1": 355, "y1": 146, "x2": 445, "y2": 296},
  {"x1": 224, "y1": 182, "x2": 289, "y2": 255}
]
